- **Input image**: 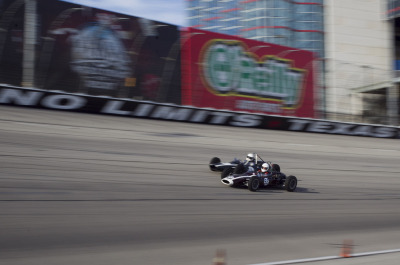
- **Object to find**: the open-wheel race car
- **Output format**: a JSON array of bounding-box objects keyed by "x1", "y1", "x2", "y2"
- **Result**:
[
  {"x1": 220, "y1": 160, "x2": 298, "y2": 192},
  {"x1": 208, "y1": 156, "x2": 241, "y2": 175},
  {"x1": 209, "y1": 153, "x2": 280, "y2": 179}
]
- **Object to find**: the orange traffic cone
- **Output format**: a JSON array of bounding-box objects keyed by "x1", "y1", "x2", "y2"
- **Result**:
[
  {"x1": 212, "y1": 249, "x2": 226, "y2": 265},
  {"x1": 340, "y1": 239, "x2": 353, "y2": 258}
]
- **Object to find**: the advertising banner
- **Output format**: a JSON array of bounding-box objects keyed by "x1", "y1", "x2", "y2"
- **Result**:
[
  {"x1": 0, "y1": 0, "x2": 182, "y2": 103},
  {"x1": 36, "y1": 0, "x2": 181, "y2": 103},
  {"x1": 181, "y1": 28, "x2": 317, "y2": 118}
]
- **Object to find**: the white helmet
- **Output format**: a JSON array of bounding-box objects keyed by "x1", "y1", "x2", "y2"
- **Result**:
[
  {"x1": 246, "y1": 153, "x2": 255, "y2": 162},
  {"x1": 261, "y1": 163, "x2": 270, "y2": 172}
]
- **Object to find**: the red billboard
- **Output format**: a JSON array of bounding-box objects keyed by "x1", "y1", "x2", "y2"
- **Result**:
[{"x1": 181, "y1": 28, "x2": 317, "y2": 118}]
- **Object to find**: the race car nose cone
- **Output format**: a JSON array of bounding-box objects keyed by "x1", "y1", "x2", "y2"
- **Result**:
[{"x1": 221, "y1": 178, "x2": 234, "y2": 186}]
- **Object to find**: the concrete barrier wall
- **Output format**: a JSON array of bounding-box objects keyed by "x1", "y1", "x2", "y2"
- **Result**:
[{"x1": 1, "y1": 85, "x2": 399, "y2": 139}]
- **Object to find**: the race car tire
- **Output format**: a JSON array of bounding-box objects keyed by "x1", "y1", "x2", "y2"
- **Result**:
[
  {"x1": 209, "y1": 157, "x2": 221, "y2": 171},
  {"x1": 272, "y1": 164, "x2": 280, "y2": 172},
  {"x1": 285, "y1": 175, "x2": 297, "y2": 192},
  {"x1": 248, "y1": 176, "x2": 260, "y2": 192},
  {"x1": 221, "y1": 167, "x2": 234, "y2": 179},
  {"x1": 234, "y1": 163, "x2": 247, "y2": 174}
]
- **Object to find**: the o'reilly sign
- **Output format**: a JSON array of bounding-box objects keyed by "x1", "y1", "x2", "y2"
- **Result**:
[{"x1": 201, "y1": 41, "x2": 305, "y2": 107}]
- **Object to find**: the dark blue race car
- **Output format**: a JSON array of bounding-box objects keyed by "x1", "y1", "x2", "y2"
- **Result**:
[
  {"x1": 220, "y1": 161, "x2": 297, "y2": 192},
  {"x1": 209, "y1": 153, "x2": 281, "y2": 179}
]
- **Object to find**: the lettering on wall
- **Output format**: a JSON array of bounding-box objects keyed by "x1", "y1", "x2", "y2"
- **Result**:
[
  {"x1": 0, "y1": 86, "x2": 398, "y2": 139},
  {"x1": 200, "y1": 40, "x2": 305, "y2": 107}
]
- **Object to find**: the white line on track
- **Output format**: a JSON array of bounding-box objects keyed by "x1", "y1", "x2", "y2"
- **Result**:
[
  {"x1": 247, "y1": 249, "x2": 400, "y2": 265},
  {"x1": 352, "y1": 248, "x2": 400, "y2": 257},
  {"x1": 285, "y1": 144, "x2": 315, "y2": 147}
]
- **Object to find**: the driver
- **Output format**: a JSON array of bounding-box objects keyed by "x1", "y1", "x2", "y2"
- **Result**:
[
  {"x1": 257, "y1": 162, "x2": 272, "y2": 177},
  {"x1": 245, "y1": 153, "x2": 255, "y2": 164},
  {"x1": 244, "y1": 153, "x2": 257, "y2": 171}
]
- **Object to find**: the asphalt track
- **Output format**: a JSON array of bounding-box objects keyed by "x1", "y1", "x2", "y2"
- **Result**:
[{"x1": 1, "y1": 106, "x2": 400, "y2": 265}]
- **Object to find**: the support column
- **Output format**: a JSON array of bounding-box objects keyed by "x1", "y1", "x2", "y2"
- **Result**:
[
  {"x1": 387, "y1": 83, "x2": 399, "y2": 125},
  {"x1": 22, "y1": 0, "x2": 36, "y2": 87},
  {"x1": 388, "y1": 18, "x2": 399, "y2": 126}
]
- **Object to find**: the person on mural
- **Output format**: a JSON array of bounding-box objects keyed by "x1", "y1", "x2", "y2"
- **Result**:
[
  {"x1": 35, "y1": 1, "x2": 181, "y2": 103},
  {"x1": 43, "y1": 4, "x2": 132, "y2": 97},
  {"x1": 68, "y1": 12, "x2": 132, "y2": 97}
]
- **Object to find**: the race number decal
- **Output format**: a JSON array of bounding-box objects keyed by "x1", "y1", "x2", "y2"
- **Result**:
[{"x1": 264, "y1": 178, "x2": 269, "y2": 186}]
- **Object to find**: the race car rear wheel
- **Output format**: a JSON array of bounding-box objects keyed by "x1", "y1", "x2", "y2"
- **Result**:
[
  {"x1": 221, "y1": 167, "x2": 234, "y2": 179},
  {"x1": 209, "y1": 157, "x2": 221, "y2": 171},
  {"x1": 272, "y1": 164, "x2": 280, "y2": 172},
  {"x1": 285, "y1": 175, "x2": 297, "y2": 192},
  {"x1": 234, "y1": 163, "x2": 247, "y2": 174},
  {"x1": 248, "y1": 176, "x2": 260, "y2": 192}
]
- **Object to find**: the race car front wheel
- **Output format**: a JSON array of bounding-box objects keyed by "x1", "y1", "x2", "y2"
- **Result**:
[{"x1": 248, "y1": 176, "x2": 260, "y2": 192}]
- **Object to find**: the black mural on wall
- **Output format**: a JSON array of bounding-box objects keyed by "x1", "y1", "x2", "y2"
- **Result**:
[
  {"x1": 0, "y1": 0, "x2": 25, "y2": 86},
  {"x1": 0, "y1": 0, "x2": 182, "y2": 104}
]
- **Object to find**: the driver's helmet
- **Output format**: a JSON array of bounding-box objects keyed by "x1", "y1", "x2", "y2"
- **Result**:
[
  {"x1": 246, "y1": 153, "x2": 255, "y2": 162},
  {"x1": 261, "y1": 163, "x2": 270, "y2": 173}
]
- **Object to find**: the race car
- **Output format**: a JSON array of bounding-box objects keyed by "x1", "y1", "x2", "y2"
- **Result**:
[
  {"x1": 209, "y1": 153, "x2": 280, "y2": 179},
  {"x1": 208, "y1": 156, "x2": 241, "y2": 174},
  {"x1": 220, "y1": 161, "x2": 297, "y2": 192}
]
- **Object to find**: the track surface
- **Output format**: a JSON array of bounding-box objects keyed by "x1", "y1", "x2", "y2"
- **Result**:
[{"x1": 1, "y1": 106, "x2": 400, "y2": 265}]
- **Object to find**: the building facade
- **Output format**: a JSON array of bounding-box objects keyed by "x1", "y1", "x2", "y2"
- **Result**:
[
  {"x1": 187, "y1": 0, "x2": 400, "y2": 125},
  {"x1": 187, "y1": 0, "x2": 324, "y2": 58},
  {"x1": 324, "y1": 0, "x2": 395, "y2": 124}
]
